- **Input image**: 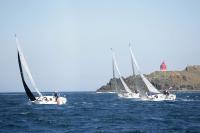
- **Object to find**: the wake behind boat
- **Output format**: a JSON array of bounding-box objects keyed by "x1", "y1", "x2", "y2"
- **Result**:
[{"x1": 15, "y1": 35, "x2": 67, "y2": 105}]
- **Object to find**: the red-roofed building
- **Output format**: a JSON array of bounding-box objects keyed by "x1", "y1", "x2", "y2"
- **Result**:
[{"x1": 160, "y1": 61, "x2": 167, "y2": 71}]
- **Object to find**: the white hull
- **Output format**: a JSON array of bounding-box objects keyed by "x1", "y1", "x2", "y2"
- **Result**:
[
  {"x1": 147, "y1": 93, "x2": 176, "y2": 101},
  {"x1": 32, "y1": 96, "x2": 67, "y2": 105},
  {"x1": 118, "y1": 92, "x2": 140, "y2": 99}
]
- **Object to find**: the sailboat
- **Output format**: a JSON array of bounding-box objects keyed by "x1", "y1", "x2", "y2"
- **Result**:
[
  {"x1": 111, "y1": 48, "x2": 140, "y2": 99},
  {"x1": 16, "y1": 35, "x2": 67, "y2": 105},
  {"x1": 129, "y1": 44, "x2": 176, "y2": 101}
]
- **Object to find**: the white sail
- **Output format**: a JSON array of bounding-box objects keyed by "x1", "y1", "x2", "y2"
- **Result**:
[
  {"x1": 129, "y1": 45, "x2": 141, "y2": 73},
  {"x1": 140, "y1": 74, "x2": 160, "y2": 94},
  {"x1": 129, "y1": 45, "x2": 160, "y2": 94},
  {"x1": 129, "y1": 45, "x2": 136, "y2": 77},
  {"x1": 111, "y1": 49, "x2": 133, "y2": 94},
  {"x1": 15, "y1": 35, "x2": 43, "y2": 97},
  {"x1": 112, "y1": 54, "x2": 115, "y2": 79}
]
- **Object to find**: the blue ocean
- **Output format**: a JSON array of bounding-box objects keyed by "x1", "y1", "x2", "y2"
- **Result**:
[{"x1": 0, "y1": 92, "x2": 200, "y2": 133}]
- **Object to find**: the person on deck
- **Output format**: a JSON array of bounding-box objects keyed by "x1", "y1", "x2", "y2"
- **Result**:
[
  {"x1": 163, "y1": 90, "x2": 169, "y2": 96},
  {"x1": 53, "y1": 91, "x2": 59, "y2": 101},
  {"x1": 134, "y1": 89, "x2": 139, "y2": 94}
]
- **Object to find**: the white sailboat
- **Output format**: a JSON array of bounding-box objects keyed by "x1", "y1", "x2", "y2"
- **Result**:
[
  {"x1": 16, "y1": 35, "x2": 67, "y2": 105},
  {"x1": 129, "y1": 44, "x2": 176, "y2": 101},
  {"x1": 111, "y1": 49, "x2": 140, "y2": 99}
]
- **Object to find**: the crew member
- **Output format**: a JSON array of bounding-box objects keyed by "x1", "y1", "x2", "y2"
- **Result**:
[
  {"x1": 163, "y1": 90, "x2": 169, "y2": 96},
  {"x1": 54, "y1": 91, "x2": 59, "y2": 101}
]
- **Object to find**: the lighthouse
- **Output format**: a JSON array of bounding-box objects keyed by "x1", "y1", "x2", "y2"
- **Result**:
[{"x1": 160, "y1": 61, "x2": 167, "y2": 71}]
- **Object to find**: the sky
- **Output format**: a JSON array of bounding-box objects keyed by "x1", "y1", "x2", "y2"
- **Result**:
[{"x1": 0, "y1": 0, "x2": 200, "y2": 92}]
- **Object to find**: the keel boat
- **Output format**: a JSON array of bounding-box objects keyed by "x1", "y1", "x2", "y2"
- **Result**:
[
  {"x1": 16, "y1": 35, "x2": 67, "y2": 105},
  {"x1": 129, "y1": 44, "x2": 176, "y2": 101}
]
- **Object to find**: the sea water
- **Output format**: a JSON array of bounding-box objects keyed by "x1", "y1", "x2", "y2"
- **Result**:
[{"x1": 0, "y1": 92, "x2": 200, "y2": 133}]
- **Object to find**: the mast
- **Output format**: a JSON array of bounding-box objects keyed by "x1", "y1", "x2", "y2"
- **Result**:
[
  {"x1": 112, "y1": 49, "x2": 115, "y2": 79},
  {"x1": 111, "y1": 48, "x2": 120, "y2": 93},
  {"x1": 129, "y1": 44, "x2": 160, "y2": 94},
  {"x1": 129, "y1": 44, "x2": 141, "y2": 73},
  {"x1": 129, "y1": 43, "x2": 138, "y2": 93},
  {"x1": 18, "y1": 52, "x2": 36, "y2": 101},
  {"x1": 15, "y1": 35, "x2": 43, "y2": 97},
  {"x1": 111, "y1": 49, "x2": 133, "y2": 94}
]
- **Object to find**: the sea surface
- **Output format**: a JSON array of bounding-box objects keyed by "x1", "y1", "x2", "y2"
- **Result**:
[{"x1": 0, "y1": 92, "x2": 200, "y2": 133}]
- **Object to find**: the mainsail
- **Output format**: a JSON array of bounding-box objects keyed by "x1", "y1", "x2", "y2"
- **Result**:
[
  {"x1": 111, "y1": 52, "x2": 121, "y2": 94},
  {"x1": 129, "y1": 45, "x2": 141, "y2": 73},
  {"x1": 112, "y1": 54, "x2": 115, "y2": 79},
  {"x1": 129, "y1": 44, "x2": 137, "y2": 93},
  {"x1": 111, "y1": 54, "x2": 118, "y2": 93},
  {"x1": 18, "y1": 52, "x2": 36, "y2": 101},
  {"x1": 129, "y1": 44, "x2": 160, "y2": 94},
  {"x1": 111, "y1": 49, "x2": 133, "y2": 94},
  {"x1": 15, "y1": 35, "x2": 43, "y2": 97}
]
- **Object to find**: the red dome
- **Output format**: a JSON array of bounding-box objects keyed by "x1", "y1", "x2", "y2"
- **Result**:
[{"x1": 160, "y1": 61, "x2": 167, "y2": 71}]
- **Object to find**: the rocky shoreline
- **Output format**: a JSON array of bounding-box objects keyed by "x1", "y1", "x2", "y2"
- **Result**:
[{"x1": 96, "y1": 65, "x2": 200, "y2": 92}]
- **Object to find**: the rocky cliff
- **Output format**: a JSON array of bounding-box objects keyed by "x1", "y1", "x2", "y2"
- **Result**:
[{"x1": 96, "y1": 65, "x2": 200, "y2": 92}]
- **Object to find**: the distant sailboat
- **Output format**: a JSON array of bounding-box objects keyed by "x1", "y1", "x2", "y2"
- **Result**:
[
  {"x1": 111, "y1": 48, "x2": 140, "y2": 99},
  {"x1": 129, "y1": 44, "x2": 176, "y2": 101},
  {"x1": 16, "y1": 35, "x2": 67, "y2": 105}
]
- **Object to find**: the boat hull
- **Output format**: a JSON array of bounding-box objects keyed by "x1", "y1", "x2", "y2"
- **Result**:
[
  {"x1": 118, "y1": 92, "x2": 140, "y2": 99},
  {"x1": 148, "y1": 93, "x2": 176, "y2": 101},
  {"x1": 31, "y1": 96, "x2": 67, "y2": 105}
]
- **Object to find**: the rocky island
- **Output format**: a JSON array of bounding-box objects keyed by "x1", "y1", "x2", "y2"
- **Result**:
[{"x1": 96, "y1": 65, "x2": 200, "y2": 92}]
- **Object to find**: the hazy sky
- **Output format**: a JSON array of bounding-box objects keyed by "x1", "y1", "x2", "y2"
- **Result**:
[{"x1": 0, "y1": 0, "x2": 200, "y2": 92}]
